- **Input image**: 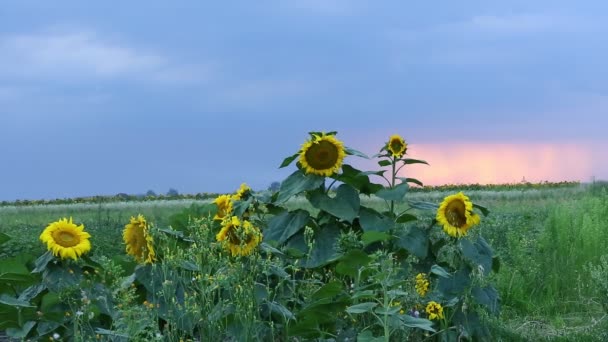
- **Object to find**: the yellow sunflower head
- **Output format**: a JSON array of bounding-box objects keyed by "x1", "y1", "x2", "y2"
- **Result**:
[
  {"x1": 213, "y1": 194, "x2": 234, "y2": 221},
  {"x1": 386, "y1": 134, "x2": 407, "y2": 158},
  {"x1": 40, "y1": 217, "x2": 91, "y2": 260},
  {"x1": 298, "y1": 132, "x2": 346, "y2": 177},
  {"x1": 425, "y1": 301, "x2": 444, "y2": 320},
  {"x1": 123, "y1": 215, "x2": 156, "y2": 264},
  {"x1": 436, "y1": 192, "x2": 480, "y2": 238},
  {"x1": 232, "y1": 183, "x2": 252, "y2": 201},
  {"x1": 415, "y1": 273, "x2": 430, "y2": 297},
  {"x1": 216, "y1": 216, "x2": 262, "y2": 257}
]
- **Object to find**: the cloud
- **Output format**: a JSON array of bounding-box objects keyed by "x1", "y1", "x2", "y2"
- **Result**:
[{"x1": 0, "y1": 29, "x2": 212, "y2": 84}]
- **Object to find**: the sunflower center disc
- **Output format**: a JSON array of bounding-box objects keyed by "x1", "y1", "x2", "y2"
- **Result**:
[
  {"x1": 306, "y1": 141, "x2": 338, "y2": 170},
  {"x1": 58, "y1": 231, "x2": 79, "y2": 247},
  {"x1": 445, "y1": 200, "x2": 466, "y2": 227}
]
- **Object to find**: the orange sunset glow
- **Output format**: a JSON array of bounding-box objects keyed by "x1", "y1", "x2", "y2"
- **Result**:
[{"x1": 401, "y1": 143, "x2": 594, "y2": 185}]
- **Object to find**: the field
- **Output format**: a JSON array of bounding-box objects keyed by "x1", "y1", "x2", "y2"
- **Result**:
[{"x1": 1, "y1": 182, "x2": 608, "y2": 341}]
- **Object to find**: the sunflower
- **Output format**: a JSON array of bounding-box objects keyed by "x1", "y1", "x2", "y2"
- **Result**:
[
  {"x1": 387, "y1": 134, "x2": 407, "y2": 158},
  {"x1": 40, "y1": 217, "x2": 91, "y2": 260},
  {"x1": 299, "y1": 133, "x2": 346, "y2": 177},
  {"x1": 232, "y1": 183, "x2": 251, "y2": 201},
  {"x1": 123, "y1": 215, "x2": 156, "y2": 263},
  {"x1": 216, "y1": 216, "x2": 262, "y2": 257},
  {"x1": 425, "y1": 301, "x2": 444, "y2": 320},
  {"x1": 213, "y1": 194, "x2": 233, "y2": 221},
  {"x1": 415, "y1": 273, "x2": 430, "y2": 297},
  {"x1": 436, "y1": 192, "x2": 481, "y2": 237}
]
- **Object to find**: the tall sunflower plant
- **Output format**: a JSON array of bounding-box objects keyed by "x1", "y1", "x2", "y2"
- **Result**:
[
  {"x1": 262, "y1": 131, "x2": 500, "y2": 340},
  {"x1": 0, "y1": 217, "x2": 124, "y2": 341}
]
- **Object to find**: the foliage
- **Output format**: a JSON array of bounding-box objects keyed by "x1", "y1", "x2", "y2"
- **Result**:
[{"x1": 0, "y1": 131, "x2": 504, "y2": 340}]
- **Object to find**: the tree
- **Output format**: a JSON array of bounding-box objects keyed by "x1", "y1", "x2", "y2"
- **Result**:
[{"x1": 167, "y1": 188, "x2": 179, "y2": 197}]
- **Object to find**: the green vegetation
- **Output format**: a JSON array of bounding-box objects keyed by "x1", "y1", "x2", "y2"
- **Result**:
[{"x1": 0, "y1": 129, "x2": 606, "y2": 341}]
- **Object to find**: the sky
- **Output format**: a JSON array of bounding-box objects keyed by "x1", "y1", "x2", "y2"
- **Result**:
[{"x1": 1, "y1": 1, "x2": 607, "y2": 200}]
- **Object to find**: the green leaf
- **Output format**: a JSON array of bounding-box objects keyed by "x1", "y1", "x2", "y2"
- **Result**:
[
  {"x1": 473, "y1": 203, "x2": 490, "y2": 216},
  {"x1": 336, "y1": 164, "x2": 383, "y2": 195},
  {"x1": 6, "y1": 321, "x2": 36, "y2": 339},
  {"x1": 452, "y1": 311, "x2": 491, "y2": 340},
  {"x1": 300, "y1": 223, "x2": 342, "y2": 268},
  {"x1": 32, "y1": 250, "x2": 55, "y2": 273},
  {"x1": 357, "y1": 331, "x2": 385, "y2": 342},
  {"x1": 395, "y1": 225, "x2": 428, "y2": 259},
  {"x1": 311, "y1": 281, "x2": 343, "y2": 301},
  {"x1": 359, "y1": 207, "x2": 394, "y2": 233},
  {"x1": 361, "y1": 231, "x2": 390, "y2": 246},
  {"x1": 0, "y1": 255, "x2": 36, "y2": 284},
  {"x1": 430, "y1": 265, "x2": 451, "y2": 278},
  {"x1": 18, "y1": 284, "x2": 46, "y2": 303},
  {"x1": 336, "y1": 250, "x2": 372, "y2": 277},
  {"x1": 402, "y1": 177, "x2": 424, "y2": 187},
  {"x1": 263, "y1": 210, "x2": 310, "y2": 245},
  {"x1": 260, "y1": 242, "x2": 285, "y2": 256},
  {"x1": 351, "y1": 290, "x2": 376, "y2": 300},
  {"x1": 437, "y1": 268, "x2": 471, "y2": 297},
  {"x1": 396, "y1": 213, "x2": 417, "y2": 223},
  {"x1": 345, "y1": 146, "x2": 369, "y2": 159},
  {"x1": 309, "y1": 184, "x2": 360, "y2": 223},
  {"x1": 402, "y1": 158, "x2": 429, "y2": 165},
  {"x1": 374, "y1": 306, "x2": 400, "y2": 315},
  {"x1": 346, "y1": 302, "x2": 377, "y2": 314},
  {"x1": 279, "y1": 152, "x2": 300, "y2": 168},
  {"x1": 179, "y1": 260, "x2": 199, "y2": 271},
  {"x1": 472, "y1": 285, "x2": 500, "y2": 315},
  {"x1": 400, "y1": 315, "x2": 436, "y2": 332},
  {"x1": 377, "y1": 159, "x2": 392, "y2": 167},
  {"x1": 407, "y1": 201, "x2": 439, "y2": 211},
  {"x1": 232, "y1": 198, "x2": 253, "y2": 217},
  {"x1": 277, "y1": 170, "x2": 324, "y2": 203},
  {"x1": 265, "y1": 300, "x2": 296, "y2": 320},
  {"x1": 375, "y1": 182, "x2": 409, "y2": 201},
  {"x1": 0, "y1": 294, "x2": 34, "y2": 308},
  {"x1": 0, "y1": 232, "x2": 10, "y2": 245},
  {"x1": 460, "y1": 237, "x2": 494, "y2": 276}
]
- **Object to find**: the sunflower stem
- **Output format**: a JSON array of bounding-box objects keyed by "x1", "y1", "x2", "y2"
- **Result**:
[{"x1": 390, "y1": 156, "x2": 397, "y2": 216}]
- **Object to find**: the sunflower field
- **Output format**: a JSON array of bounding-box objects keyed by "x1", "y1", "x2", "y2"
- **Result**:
[{"x1": 3, "y1": 131, "x2": 605, "y2": 341}]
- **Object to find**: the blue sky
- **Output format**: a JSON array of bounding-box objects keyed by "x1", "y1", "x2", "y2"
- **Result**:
[{"x1": 1, "y1": 1, "x2": 607, "y2": 200}]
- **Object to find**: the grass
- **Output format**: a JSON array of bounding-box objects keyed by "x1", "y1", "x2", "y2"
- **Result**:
[{"x1": 1, "y1": 183, "x2": 607, "y2": 340}]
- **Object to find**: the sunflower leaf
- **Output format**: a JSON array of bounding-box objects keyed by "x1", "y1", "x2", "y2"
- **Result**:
[
  {"x1": 471, "y1": 285, "x2": 500, "y2": 315},
  {"x1": 279, "y1": 152, "x2": 300, "y2": 168},
  {"x1": 309, "y1": 184, "x2": 360, "y2": 223},
  {"x1": 460, "y1": 237, "x2": 493, "y2": 276},
  {"x1": 396, "y1": 213, "x2": 417, "y2": 223},
  {"x1": 407, "y1": 201, "x2": 439, "y2": 211},
  {"x1": 344, "y1": 146, "x2": 369, "y2": 159},
  {"x1": 395, "y1": 225, "x2": 428, "y2": 259},
  {"x1": 359, "y1": 206, "x2": 394, "y2": 232},
  {"x1": 402, "y1": 158, "x2": 429, "y2": 165},
  {"x1": 473, "y1": 203, "x2": 490, "y2": 216},
  {"x1": 277, "y1": 170, "x2": 324, "y2": 203},
  {"x1": 377, "y1": 159, "x2": 392, "y2": 167},
  {"x1": 335, "y1": 165, "x2": 383, "y2": 195},
  {"x1": 376, "y1": 182, "x2": 409, "y2": 201},
  {"x1": 263, "y1": 210, "x2": 310, "y2": 245},
  {"x1": 397, "y1": 177, "x2": 424, "y2": 187},
  {"x1": 32, "y1": 250, "x2": 55, "y2": 274},
  {"x1": 299, "y1": 222, "x2": 342, "y2": 268}
]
